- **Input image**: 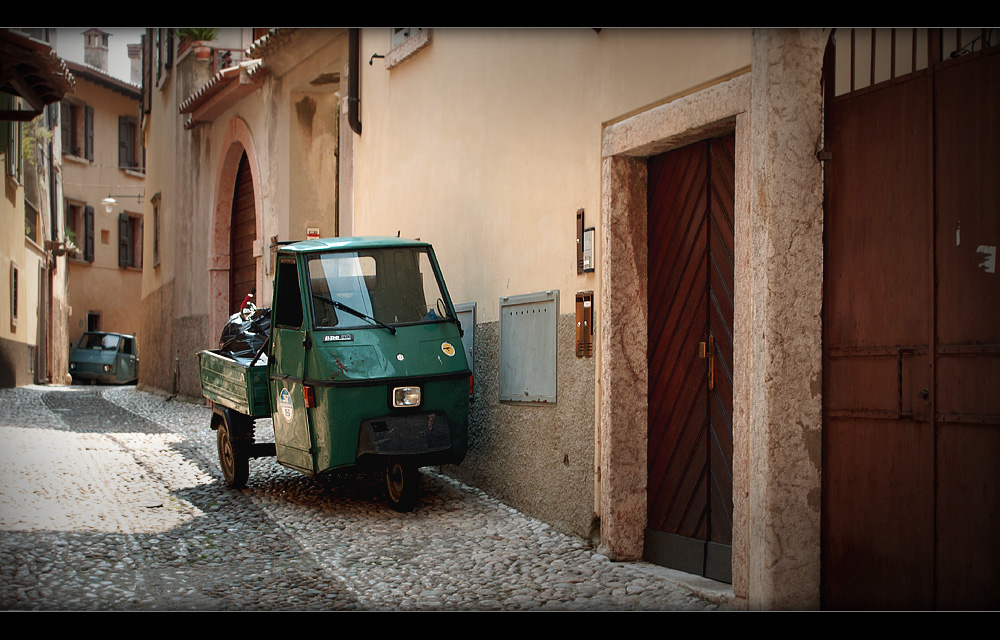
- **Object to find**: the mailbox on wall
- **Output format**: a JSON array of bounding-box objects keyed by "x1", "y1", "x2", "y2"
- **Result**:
[
  {"x1": 499, "y1": 290, "x2": 558, "y2": 403},
  {"x1": 575, "y1": 291, "x2": 593, "y2": 357}
]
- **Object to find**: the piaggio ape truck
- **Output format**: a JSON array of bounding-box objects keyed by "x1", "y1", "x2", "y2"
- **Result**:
[{"x1": 198, "y1": 237, "x2": 470, "y2": 511}]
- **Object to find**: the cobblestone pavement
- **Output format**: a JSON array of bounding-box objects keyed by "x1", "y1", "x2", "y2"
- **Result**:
[{"x1": 0, "y1": 385, "x2": 732, "y2": 611}]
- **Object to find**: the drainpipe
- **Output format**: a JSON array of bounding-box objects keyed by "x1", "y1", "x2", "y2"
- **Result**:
[{"x1": 348, "y1": 28, "x2": 361, "y2": 135}]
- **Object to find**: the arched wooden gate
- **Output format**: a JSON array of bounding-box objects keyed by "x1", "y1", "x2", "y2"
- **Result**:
[{"x1": 229, "y1": 152, "x2": 256, "y2": 314}]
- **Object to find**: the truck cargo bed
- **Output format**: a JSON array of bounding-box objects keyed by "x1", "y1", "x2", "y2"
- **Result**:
[{"x1": 198, "y1": 349, "x2": 270, "y2": 418}]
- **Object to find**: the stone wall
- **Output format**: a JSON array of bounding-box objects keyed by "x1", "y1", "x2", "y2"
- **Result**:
[
  {"x1": 138, "y1": 280, "x2": 174, "y2": 392},
  {"x1": 447, "y1": 314, "x2": 597, "y2": 540},
  {"x1": 174, "y1": 314, "x2": 209, "y2": 399},
  {"x1": 0, "y1": 337, "x2": 32, "y2": 388}
]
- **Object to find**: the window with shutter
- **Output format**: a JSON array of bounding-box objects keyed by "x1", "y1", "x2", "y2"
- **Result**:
[
  {"x1": 84, "y1": 106, "x2": 94, "y2": 161},
  {"x1": 118, "y1": 213, "x2": 143, "y2": 269},
  {"x1": 164, "y1": 29, "x2": 173, "y2": 70},
  {"x1": 60, "y1": 100, "x2": 71, "y2": 150},
  {"x1": 9, "y1": 261, "x2": 18, "y2": 328},
  {"x1": 119, "y1": 212, "x2": 130, "y2": 267},
  {"x1": 119, "y1": 116, "x2": 129, "y2": 168},
  {"x1": 84, "y1": 205, "x2": 95, "y2": 263},
  {"x1": 118, "y1": 116, "x2": 137, "y2": 169},
  {"x1": 151, "y1": 192, "x2": 161, "y2": 266},
  {"x1": 141, "y1": 31, "x2": 151, "y2": 116},
  {"x1": 156, "y1": 29, "x2": 162, "y2": 85},
  {"x1": 61, "y1": 100, "x2": 90, "y2": 159},
  {"x1": 2, "y1": 93, "x2": 21, "y2": 181}
]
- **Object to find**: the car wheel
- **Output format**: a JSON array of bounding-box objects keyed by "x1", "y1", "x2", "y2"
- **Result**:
[
  {"x1": 216, "y1": 415, "x2": 249, "y2": 489},
  {"x1": 385, "y1": 457, "x2": 419, "y2": 512}
]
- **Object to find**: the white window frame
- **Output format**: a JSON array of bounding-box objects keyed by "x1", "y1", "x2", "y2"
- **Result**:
[{"x1": 385, "y1": 28, "x2": 432, "y2": 70}]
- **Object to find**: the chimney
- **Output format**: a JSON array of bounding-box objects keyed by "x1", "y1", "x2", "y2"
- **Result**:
[
  {"x1": 83, "y1": 28, "x2": 110, "y2": 71},
  {"x1": 128, "y1": 43, "x2": 142, "y2": 85}
]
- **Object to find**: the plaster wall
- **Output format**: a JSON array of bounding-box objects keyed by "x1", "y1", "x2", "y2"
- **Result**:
[
  {"x1": 1, "y1": 179, "x2": 27, "y2": 346},
  {"x1": 289, "y1": 90, "x2": 339, "y2": 241},
  {"x1": 138, "y1": 278, "x2": 173, "y2": 392},
  {"x1": 49, "y1": 268, "x2": 70, "y2": 385},
  {"x1": 448, "y1": 314, "x2": 597, "y2": 538},
  {"x1": 139, "y1": 36, "x2": 179, "y2": 389},
  {"x1": 279, "y1": 29, "x2": 345, "y2": 247},
  {"x1": 353, "y1": 28, "x2": 750, "y2": 323},
  {"x1": 140, "y1": 40, "x2": 214, "y2": 389},
  {"x1": 66, "y1": 261, "x2": 141, "y2": 342},
  {"x1": 1, "y1": 173, "x2": 46, "y2": 386}
]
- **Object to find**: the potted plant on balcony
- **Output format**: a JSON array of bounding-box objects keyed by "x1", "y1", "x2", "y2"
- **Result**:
[{"x1": 177, "y1": 28, "x2": 220, "y2": 61}]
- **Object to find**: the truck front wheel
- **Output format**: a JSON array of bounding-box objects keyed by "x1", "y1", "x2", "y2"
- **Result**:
[
  {"x1": 217, "y1": 415, "x2": 249, "y2": 489},
  {"x1": 386, "y1": 457, "x2": 419, "y2": 512}
]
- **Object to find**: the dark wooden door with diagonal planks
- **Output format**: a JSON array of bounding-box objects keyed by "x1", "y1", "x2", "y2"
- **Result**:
[{"x1": 645, "y1": 134, "x2": 735, "y2": 583}]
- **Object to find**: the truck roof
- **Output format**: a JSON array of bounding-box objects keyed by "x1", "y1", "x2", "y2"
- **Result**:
[{"x1": 278, "y1": 236, "x2": 431, "y2": 253}]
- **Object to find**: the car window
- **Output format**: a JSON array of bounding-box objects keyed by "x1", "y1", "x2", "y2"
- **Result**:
[{"x1": 79, "y1": 334, "x2": 121, "y2": 350}]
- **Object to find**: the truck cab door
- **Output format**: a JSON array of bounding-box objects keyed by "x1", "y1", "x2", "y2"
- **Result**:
[{"x1": 269, "y1": 257, "x2": 315, "y2": 474}]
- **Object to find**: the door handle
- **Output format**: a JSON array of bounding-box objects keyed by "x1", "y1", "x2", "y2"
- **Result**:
[{"x1": 699, "y1": 335, "x2": 715, "y2": 391}]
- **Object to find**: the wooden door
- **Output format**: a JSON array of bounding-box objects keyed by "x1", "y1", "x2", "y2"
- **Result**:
[
  {"x1": 645, "y1": 134, "x2": 735, "y2": 583},
  {"x1": 230, "y1": 152, "x2": 256, "y2": 314},
  {"x1": 823, "y1": 33, "x2": 999, "y2": 609}
]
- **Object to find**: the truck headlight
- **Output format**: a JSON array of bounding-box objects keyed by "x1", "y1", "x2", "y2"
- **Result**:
[
  {"x1": 392, "y1": 386, "x2": 421, "y2": 408},
  {"x1": 103, "y1": 364, "x2": 112, "y2": 372}
]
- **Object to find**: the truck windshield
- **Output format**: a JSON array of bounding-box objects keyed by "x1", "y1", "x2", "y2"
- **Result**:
[
  {"x1": 79, "y1": 334, "x2": 121, "y2": 351},
  {"x1": 307, "y1": 248, "x2": 452, "y2": 330}
]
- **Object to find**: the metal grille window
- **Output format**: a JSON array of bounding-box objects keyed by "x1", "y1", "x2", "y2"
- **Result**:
[{"x1": 385, "y1": 28, "x2": 432, "y2": 70}]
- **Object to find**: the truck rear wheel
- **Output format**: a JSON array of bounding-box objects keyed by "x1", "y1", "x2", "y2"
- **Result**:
[
  {"x1": 216, "y1": 414, "x2": 249, "y2": 489},
  {"x1": 386, "y1": 457, "x2": 419, "y2": 512}
]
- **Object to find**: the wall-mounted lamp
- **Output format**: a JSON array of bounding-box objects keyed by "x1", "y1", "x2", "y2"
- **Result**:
[{"x1": 101, "y1": 193, "x2": 144, "y2": 213}]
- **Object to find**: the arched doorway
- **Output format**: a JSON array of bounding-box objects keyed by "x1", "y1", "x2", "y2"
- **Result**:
[
  {"x1": 209, "y1": 118, "x2": 262, "y2": 345},
  {"x1": 229, "y1": 152, "x2": 256, "y2": 314}
]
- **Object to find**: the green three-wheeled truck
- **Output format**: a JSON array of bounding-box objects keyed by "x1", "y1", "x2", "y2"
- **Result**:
[{"x1": 198, "y1": 237, "x2": 470, "y2": 511}]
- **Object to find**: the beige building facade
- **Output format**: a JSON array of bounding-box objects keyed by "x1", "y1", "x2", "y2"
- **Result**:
[
  {"x1": 61, "y1": 55, "x2": 145, "y2": 351},
  {"x1": 0, "y1": 28, "x2": 75, "y2": 388},
  {"x1": 141, "y1": 28, "x2": 999, "y2": 609},
  {"x1": 0, "y1": 126, "x2": 53, "y2": 386}
]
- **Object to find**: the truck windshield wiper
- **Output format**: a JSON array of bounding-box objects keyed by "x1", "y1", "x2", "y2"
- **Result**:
[{"x1": 331, "y1": 300, "x2": 396, "y2": 335}]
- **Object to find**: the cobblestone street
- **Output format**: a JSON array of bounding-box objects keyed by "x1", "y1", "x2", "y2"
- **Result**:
[{"x1": 0, "y1": 385, "x2": 731, "y2": 611}]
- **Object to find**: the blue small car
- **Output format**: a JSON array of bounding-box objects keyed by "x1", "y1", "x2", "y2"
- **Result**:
[{"x1": 69, "y1": 332, "x2": 139, "y2": 384}]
